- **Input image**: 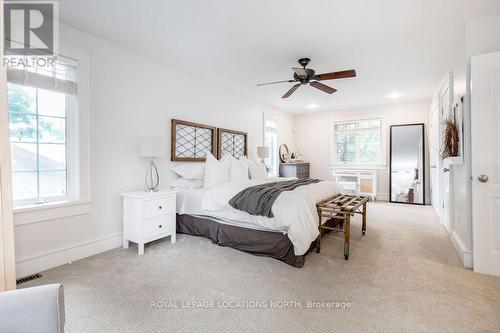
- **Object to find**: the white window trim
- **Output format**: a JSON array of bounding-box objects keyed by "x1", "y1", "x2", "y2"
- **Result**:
[
  {"x1": 329, "y1": 115, "x2": 387, "y2": 170},
  {"x1": 13, "y1": 42, "x2": 91, "y2": 224}
]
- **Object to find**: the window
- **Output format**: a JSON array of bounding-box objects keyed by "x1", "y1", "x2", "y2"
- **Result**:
[
  {"x1": 264, "y1": 117, "x2": 278, "y2": 176},
  {"x1": 7, "y1": 57, "x2": 78, "y2": 206},
  {"x1": 333, "y1": 118, "x2": 382, "y2": 166}
]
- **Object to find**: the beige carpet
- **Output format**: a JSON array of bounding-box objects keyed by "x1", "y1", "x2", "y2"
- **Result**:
[{"x1": 23, "y1": 202, "x2": 500, "y2": 333}]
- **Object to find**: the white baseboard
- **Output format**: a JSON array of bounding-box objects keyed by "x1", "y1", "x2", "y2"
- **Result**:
[
  {"x1": 450, "y1": 230, "x2": 473, "y2": 268},
  {"x1": 15, "y1": 233, "x2": 122, "y2": 279}
]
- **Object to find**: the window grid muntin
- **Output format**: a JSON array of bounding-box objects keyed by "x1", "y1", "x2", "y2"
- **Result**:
[{"x1": 334, "y1": 118, "x2": 382, "y2": 165}]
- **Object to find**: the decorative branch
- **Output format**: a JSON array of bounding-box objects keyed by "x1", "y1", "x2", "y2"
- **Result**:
[{"x1": 440, "y1": 120, "x2": 459, "y2": 160}]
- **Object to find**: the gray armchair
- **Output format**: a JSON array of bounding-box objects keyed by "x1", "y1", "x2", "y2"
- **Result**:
[{"x1": 0, "y1": 284, "x2": 65, "y2": 333}]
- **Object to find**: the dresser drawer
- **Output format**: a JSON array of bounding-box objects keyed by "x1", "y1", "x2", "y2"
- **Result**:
[
  {"x1": 296, "y1": 165, "x2": 310, "y2": 179},
  {"x1": 143, "y1": 215, "x2": 175, "y2": 239},
  {"x1": 279, "y1": 163, "x2": 310, "y2": 178},
  {"x1": 144, "y1": 195, "x2": 175, "y2": 218}
]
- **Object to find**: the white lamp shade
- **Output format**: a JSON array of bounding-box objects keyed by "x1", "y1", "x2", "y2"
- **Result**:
[
  {"x1": 256, "y1": 146, "x2": 270, "y2": 159},
  {"x1": 139, "y1": 136, "x2": 165, "y2": 158}
]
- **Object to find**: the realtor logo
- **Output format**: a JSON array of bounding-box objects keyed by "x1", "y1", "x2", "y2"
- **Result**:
[{"x1": 3, "y1": 1, "x2": 58, "y2": 56}]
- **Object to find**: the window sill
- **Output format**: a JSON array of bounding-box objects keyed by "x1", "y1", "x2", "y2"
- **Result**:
[{"x1": 13, "y1": 199, "x2": 92, "y2": 226}]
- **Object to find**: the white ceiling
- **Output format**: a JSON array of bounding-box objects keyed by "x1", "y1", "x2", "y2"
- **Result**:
[{"x1": 58, "y1": 0, "x2": 500, "y2": 114}]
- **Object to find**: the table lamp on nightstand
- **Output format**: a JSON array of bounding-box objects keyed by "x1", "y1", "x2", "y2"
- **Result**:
[
  {"x1": 257, "y1": 146, "x2": 271, "y2": 173},
  {"x1": 139, "y1": 136, "x2": 165, "y2": 192},
  {"x1": 257, "y1": 146, "x2": 270, "y2": 165}
]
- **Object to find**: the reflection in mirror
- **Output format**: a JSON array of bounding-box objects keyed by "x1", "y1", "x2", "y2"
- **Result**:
[{"x1": 390, "y1": 124, "x2": 425, "y2": 205}]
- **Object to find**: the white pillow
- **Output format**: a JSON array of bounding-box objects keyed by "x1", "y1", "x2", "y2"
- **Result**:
[
  {"x1": 170, "y1": 178, "x2": 203, "y2": 189},
  {"x1": 203, "y1": 153, "x2": 231, "y2": 189},
  {"x1": 171, "y1": 163, "x2": 204, "y2": 180},
  {"x1": 246, "y1": 158, "x2": 268, "y2": 180},
  {"x1": 230, "y1": 157, "x2": 249, "y2": 182}
]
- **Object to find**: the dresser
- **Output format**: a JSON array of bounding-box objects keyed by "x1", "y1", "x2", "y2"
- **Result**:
[
  {"x1": 121, "y1": 190, "x2": 176, "y2": 255},
  {"x1": 279, "y1": 162, "x2": 310, "y2": 179}
]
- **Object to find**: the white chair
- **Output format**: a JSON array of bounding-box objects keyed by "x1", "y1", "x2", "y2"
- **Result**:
[{"x1": 0, "y1": 284, "x2": 65, "y2": 333}]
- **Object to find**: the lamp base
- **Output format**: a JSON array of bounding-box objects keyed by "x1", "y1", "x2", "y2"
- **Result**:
[
  {"x1": 261, "y1": 158, "x2": 271, "y2": 174},
  {"x1": 145, "y1": 160, "x2": 160, "y2": 192}
]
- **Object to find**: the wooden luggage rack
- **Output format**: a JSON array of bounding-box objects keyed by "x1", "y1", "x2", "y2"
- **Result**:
[{"x1": 315, "y1": 194, "x2": 369, "y2": 260}]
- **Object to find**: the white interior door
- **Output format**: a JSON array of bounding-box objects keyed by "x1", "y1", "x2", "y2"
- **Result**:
[
  {"x1": 471, "y1": 51, "x2": 500, "y2": 277},
  {"x1": 429, "y1": 101, "x2": 441, "y2": 218},
  {"x1": 439, "y1": 73, "x2": 453, "y2": 232}
]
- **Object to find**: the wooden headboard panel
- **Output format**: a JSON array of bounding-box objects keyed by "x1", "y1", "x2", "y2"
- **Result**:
[
  {"x1": 171, "y1": 119, "x2": 217, "y2": 162},
  {"x1": 217, "y1": 128, "x2": 248, "y2": 159}
]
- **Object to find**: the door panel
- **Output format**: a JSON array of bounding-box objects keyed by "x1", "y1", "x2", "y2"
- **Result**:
[{"x1": 471, "y1": 51, "x2": 500, "y2": 277}]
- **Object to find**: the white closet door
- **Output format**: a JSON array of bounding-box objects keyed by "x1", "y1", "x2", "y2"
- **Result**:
[
  {"x1": 429, "y1": 100, "x2": 441, "y2": 217},
  {"x1": 471, "y1": 51, "x2": 500, "y2": 277}
]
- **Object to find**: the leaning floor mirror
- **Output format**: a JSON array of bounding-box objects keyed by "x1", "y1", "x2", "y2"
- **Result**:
[{"x1": 389, "y1": 124, "x2": 425, "y2": 205}]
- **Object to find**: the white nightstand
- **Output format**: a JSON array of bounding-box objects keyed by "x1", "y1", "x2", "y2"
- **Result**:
[{"x1": 121, "y1": 190, "x2": 177, "y2": 255}]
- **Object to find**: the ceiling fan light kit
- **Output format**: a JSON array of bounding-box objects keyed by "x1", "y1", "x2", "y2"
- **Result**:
[{"x1": 257, "y1": 58, "x2": 356, "y2": 98}]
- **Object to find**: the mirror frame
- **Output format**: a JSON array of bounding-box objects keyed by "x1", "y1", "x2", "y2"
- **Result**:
[{"x1": 389, "y1": 123, "x2": 425, "y2": 205}]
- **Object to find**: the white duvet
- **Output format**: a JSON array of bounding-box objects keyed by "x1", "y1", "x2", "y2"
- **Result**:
[{"x1": 201, "y1": 178, "x2": 343, "y2": 255}]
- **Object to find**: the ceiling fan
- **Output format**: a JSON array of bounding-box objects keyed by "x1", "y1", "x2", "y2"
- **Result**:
[{"x1": 257, "y1": 58, "x2": 356, "y2": 98}]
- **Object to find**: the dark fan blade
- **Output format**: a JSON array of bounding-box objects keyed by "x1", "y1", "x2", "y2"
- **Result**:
[
  {"x1": 292, "y1": 67, "x2": 309, "y2": 77},
  {"x1": 314, "y1": 69, "x2": 356, "y2": 81},
  {"x1": 310, "y1": 81, "x2": 337, "y2": 94},
  {"x1": 257, "y1": 79, "x2": 295, "y2": 87},
  {"x1": 282, "y1": 83, "x2": 301, "y2": 98}
]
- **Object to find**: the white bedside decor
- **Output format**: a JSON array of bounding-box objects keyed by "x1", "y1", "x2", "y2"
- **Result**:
[
  {"x1": 139, "y1": 136, "x2": 165, "y2": 192},
  {"x1": 121, "y1": 190, "x2": 176, "y2": 255}
]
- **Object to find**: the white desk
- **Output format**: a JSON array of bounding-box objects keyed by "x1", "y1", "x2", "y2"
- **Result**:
[{"x1": 331, "y1": 169, "x2": 377, "y2": 201}]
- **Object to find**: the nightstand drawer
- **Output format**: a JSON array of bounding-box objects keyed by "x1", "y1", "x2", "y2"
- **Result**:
[
  {"x1": 144, "y1": 215, "x2": 175, "y2": 239},
  {"x1": 144, "y1": 196, "x2": 175, "y2": 218}
]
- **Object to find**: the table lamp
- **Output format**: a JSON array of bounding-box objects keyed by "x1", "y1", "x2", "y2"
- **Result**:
[
  {"x1": 257, "y1": 146, "x2": 270, "y2": 165},
  {"x1": 140, "y1": 136, "x2": 165, "y2": 192}
]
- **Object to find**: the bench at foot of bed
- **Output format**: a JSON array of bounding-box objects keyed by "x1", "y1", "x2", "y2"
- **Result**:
[{"x1": 316, "y1": 194, "x2": 369, "y2": 260}]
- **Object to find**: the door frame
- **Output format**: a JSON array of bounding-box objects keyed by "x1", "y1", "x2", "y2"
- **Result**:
[{"x1": 0, "y1": 0, "x2": 17, "y2": 291}]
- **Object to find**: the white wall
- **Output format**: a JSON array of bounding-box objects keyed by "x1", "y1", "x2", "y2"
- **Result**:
[
  {"x1": 294, "y1": 101, "x2": 430, "y2": 202},
  {"x1": 13, "y1": 24, "x2": 294, "y2": 277}
]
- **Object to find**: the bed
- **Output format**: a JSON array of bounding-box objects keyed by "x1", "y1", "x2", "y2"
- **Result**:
[
  {"x1": 175, "y1": 178, "x2": 343, "y2": 267},
  {"x1": 170, "y1": 119, "x2": 346, "y2": 267}
]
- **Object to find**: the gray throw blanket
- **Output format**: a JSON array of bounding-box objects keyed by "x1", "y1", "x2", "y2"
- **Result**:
[{"x1": 229, "y1": 178, "x2": 321, "y2": 218}]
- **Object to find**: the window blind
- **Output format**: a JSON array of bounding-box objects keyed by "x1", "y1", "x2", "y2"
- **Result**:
[{"x1": 6, "y1": 56, "x2": 77, "y2": 95}]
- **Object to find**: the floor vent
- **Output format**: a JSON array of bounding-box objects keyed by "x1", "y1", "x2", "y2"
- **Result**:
[{"x1": 16, "y1": 273, "x2": 43, "y2": 285}]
